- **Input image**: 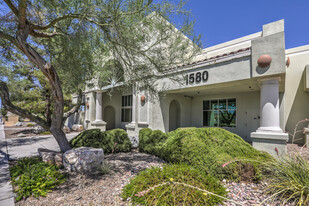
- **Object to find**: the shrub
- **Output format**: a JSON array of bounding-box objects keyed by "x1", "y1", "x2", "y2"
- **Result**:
[
  {"x1": 26, "y1": 123, "x2": 35, "y2": 127},
  {"x1": 122, "y1": 164, "x2": 227, "y2": 205},
  {"x1": 138, "y1": 128, "x2": 167, "y2": 156},
  {"x1": 106, "y1": 129, "x2": 132, "y2": 153},
  {"x1": 70, "y1": 129, "x2": 132, "y2": 154},
  {"x1": 10, "y1": 157, "x2": 65, "y2": 201},
  {"x1": 139, "y1": 127, "x2": 273, "y2": 181},
  {"x1": 265, "y1": 155, "x2": 309, "y2": 205}
]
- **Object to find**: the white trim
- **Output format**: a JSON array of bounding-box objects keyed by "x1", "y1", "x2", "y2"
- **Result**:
[
  {"x1": 286, "y1": 45, "x2": 309, "y2": 56},
  {"x1": 202, "y1": 32, "x2": 261, "y2": 54},
  {"x1": 161, "y1": 49, "x2": 251, "y2": 76}
]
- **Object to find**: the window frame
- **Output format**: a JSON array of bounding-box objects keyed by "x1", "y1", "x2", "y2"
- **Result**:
[
  {"x1": 121, "y1": 95, "x2": 133, "y2": 123},
  {"x1": 202, "y1": 98, "x2": 237, "y2": 128}
]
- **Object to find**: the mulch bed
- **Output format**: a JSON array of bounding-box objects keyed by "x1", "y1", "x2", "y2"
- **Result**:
[
  {"x1": 15, "y1": 150, "x2": 164, "y2": 206},
  {"x1": 13, "y1": 144, "x2": 309, "y2": 206}
]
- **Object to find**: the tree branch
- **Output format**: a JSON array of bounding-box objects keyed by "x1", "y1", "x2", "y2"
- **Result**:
[
  {"x1": 0, "y1": 30, "x2": 20, "y2": 48},
  {"x1": 0, "y1": 80, "x2": 50, "y2": 130},
  {"x1": 31, "y1": 14, "x2": 83, "y2": 30},
  {"x1": 30, "y1": 30, "x2": 62, "y2": 38},
  {"x1": 18, "y1": 0, "x2": 27, "y2": 28},
  {"x1": 3, "y1": 0, "x2": 19, "y2": 16},
  {"x1": 62, "y1": 90, "x2": 83, "y2": 123}
]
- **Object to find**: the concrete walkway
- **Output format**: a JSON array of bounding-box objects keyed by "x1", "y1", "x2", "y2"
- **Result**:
[
  {"x1": 0, "y1": 123, "x2": 14, "y2": 206},
  {"x1": 6, "y1": 132, "x2": 78, "y2": 160}
]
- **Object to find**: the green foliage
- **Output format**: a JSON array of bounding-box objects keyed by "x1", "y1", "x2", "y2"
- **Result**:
[
  {"x1": 26, "y1": 123, "x2": 35, "y2": 127},
  {"x1": 139, "y1": 128, "x2": 167, "y2": 156},
  {"x1": 265, "y1": 155, "x2": 309, "y2": 205},
  {"x1": 106, "y1": 129, "x2": 132, "y2": 153},
  {"x1": 139, "y1": 127, "x2": 273, "y2": 181},
  {"x1": 93, "y1": 160, "x2": 113, "y2": 176},
  {"x1": 122, "y1": 164, "x2": 227, "y2": 205},
  {"x1": 10, "y1": 157, "x2": 65, "y2": 201},
  {"x1": 0, "y1": 108, "x2": 7, "y2": 116},
  {"x1": 40, "y1": 131, "x2": 51, "y2": 135},
  {"x1": 70, "y1": 129, "x2": 132, "y2": 154}
]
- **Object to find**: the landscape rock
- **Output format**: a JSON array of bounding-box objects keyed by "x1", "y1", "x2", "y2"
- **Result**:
[
  {"x1": 17, "y1": 133, "x2": 27, "y2": 137},
  {"x1": 63, "y1": 147, "x2": 104, "y2": 172},
  {"x1": 14, "y1": 122, "x2": 22, "y2": 127},
  {"x1": 71, "y1": 124, "x2": 84, "y2": 132},
  {"x1": 63, "y1": 126, "x2": 71, "y2": 133},
  {"x1": 33, "y1": 125, "x2": 45, "y2": 134},
  {"x1": 38, "y1": 148, "x2": 63, "y2": 166}
]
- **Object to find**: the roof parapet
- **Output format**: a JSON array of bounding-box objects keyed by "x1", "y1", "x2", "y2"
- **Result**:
[{"x1": 262, "y1": 19, "x2": 284, "y2": 37}]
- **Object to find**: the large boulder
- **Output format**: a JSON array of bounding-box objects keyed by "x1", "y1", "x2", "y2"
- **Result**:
[
  {"x1": 33, "y1": 125, "x2": 45, "y2": 134},
  {"x1": 63, "y1": 147, "x2": 104, "y2": 172},
  {"x1": 38, "y1": 148, "x2": 63, "y2": 166},
  {"x1": 71, "y1": 124, "x2": 83, "y2": 132},
  {"x1": 62, "y1": 125, "x2": 71, "y2": 133}
]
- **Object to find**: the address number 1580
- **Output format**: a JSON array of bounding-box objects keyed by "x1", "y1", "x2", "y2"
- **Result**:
[{"x1": 186, "y1": 71, "x2": 209, "y2": 85}]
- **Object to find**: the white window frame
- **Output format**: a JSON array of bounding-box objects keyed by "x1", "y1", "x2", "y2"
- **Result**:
[{"x1": 121, "y1": 95, "x2": 132, "y2": 122}]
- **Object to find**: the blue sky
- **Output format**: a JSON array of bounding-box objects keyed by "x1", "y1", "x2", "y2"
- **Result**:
[{"x1": 182, "y1": 0, "x2": 309, "y2": 49}]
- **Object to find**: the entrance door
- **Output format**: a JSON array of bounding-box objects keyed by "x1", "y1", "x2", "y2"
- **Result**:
[
  {"x1": 169, "y1": 100, "x2": 181, "y2": 131},
  {"x1": 244, "y1": 109, "x2": 260, "y2": 141},
  {"x1": 103, "y1": 106, "x2": 116, "y2": 130}
]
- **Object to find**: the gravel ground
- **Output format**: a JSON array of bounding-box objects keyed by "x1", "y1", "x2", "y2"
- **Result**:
[
  {"x1": 13, "y1": 144, "x2": 309, "y2": 206},
  {"x1": 15, "y1": 150, "x2": 164, "y2": 206}
]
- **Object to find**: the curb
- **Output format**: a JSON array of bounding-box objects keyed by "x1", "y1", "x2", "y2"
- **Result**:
[{"x1": 0, "y1": 123, "x2": 15, "y2": 206}]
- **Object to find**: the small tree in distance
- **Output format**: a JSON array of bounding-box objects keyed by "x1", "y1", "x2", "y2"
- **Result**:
[{"x1": 0, "y1": 0, "x2": 201, "y2": 153}]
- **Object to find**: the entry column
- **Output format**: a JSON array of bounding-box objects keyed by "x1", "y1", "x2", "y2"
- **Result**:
[
  {"x1": 91, "y1": 91, "x2": 106, "y2": 131},
  {"x1": 251, "y1": 76, "x2": 288, "y2": 157}
]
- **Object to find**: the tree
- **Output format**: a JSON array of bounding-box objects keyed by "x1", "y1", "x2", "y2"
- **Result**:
[{"x1": 0, "y1": 0, "x2": 200, "y2": 153}]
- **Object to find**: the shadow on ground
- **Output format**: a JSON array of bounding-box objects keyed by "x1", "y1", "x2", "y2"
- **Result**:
[{"x1": 6, "y1": 136, "x2": 50, "y2": 147}]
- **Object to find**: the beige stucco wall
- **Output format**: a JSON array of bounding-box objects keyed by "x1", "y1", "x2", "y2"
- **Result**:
[{"x1": 284, "y1": 46, "x2": 309, "y2": 143}]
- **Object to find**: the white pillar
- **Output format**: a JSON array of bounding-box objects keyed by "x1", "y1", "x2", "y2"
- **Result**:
[
  {"x1": 131, "y1": 86, "x2": 137, "y2": 124},
  {"x1": 251, "y1": 76, "x2": 288, "y2": 158},
  {"x1": 95, "y1": 91, "x2": 103, "y2": 122},
  {"x1": 91, "y1": 91, "x2": 106, "y2": 131},
  {"x1": 257, "y1": 77, "x2": 282, "y2": 133}
]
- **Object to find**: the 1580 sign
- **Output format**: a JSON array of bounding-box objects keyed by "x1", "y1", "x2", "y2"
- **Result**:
[{"x1": 186, "y1": 70, "x2": 209, "y2": 85}]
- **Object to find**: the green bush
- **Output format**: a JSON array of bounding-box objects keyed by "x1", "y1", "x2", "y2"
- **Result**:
[
  {"x1": 26, "y1": 123, "x2": 35, "y2": 127},
  {"x1": 70, "y1": 129, "x2": 132, "y2": 154},
  {"x1": 106, "y1": 129, "x2": 132, "y2": 153},
  {"x1": 139, "y1": 127, "x2": 273, "y2": 181},
  {"x1": 122, "y1": 164, "x2": 227, "y2": 205},
  {"x1": 139, "y1": 128, "x2": 167, "y2": 156},
  {"x1": 265, "y1": 155, "x2": 309, "y2": 205},
  {"x1": 10, "y1": 157, "x2": 65, "y2": 201}
]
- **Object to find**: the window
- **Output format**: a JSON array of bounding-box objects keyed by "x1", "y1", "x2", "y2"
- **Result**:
[
  {"x1": 121, "y1": 95, "x2": 132, "y2": 122},
  {"x1": 203, "y1": 98, "x2": 236, "y2": 127}
]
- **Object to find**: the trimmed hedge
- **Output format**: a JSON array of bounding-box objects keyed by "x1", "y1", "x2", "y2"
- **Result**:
[
  {"x1": 138, "y1": 128, "x2": 167, "y2": 156},
  {"x1": 122, "y1": 164, "x2": 227, "y2": 205},
  {"x1": 70, "y1": 129, "x2": 132, "y2": 154},
  {"x1": 139, "y1": 127, "x2": 273, "y2": 181}
]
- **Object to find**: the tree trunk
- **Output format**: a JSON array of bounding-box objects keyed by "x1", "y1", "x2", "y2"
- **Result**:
[{"x1": 50, "y1": 127, "x2": 72, "y2": 153}]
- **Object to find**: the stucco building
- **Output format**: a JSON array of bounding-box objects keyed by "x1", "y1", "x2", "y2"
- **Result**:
[{"x1": 73, "y1": 20, "x2": 309, "y2": 157}]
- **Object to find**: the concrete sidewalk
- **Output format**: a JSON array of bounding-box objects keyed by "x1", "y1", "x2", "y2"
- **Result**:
[
  {"x1": 0, "y1": 123, "x2": 14, "y2": 206},
  {"x1": 6, "y1": 132, "x2": 78, "y2": 160}
]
